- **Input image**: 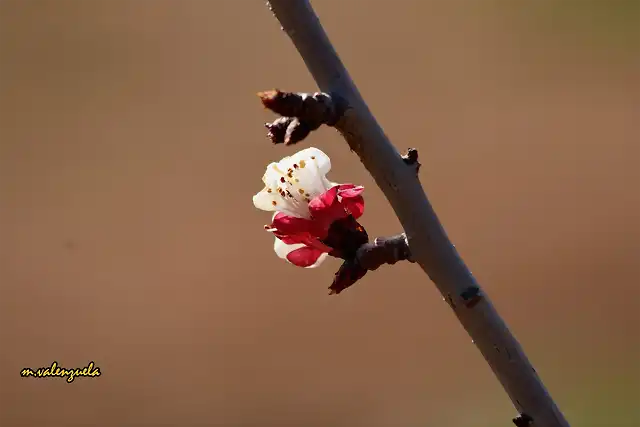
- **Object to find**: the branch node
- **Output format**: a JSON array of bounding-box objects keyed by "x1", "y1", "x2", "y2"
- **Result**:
[
  {"x1": 460, "y1": 285, "x2": 482, "y2": 308},
  {"x1": 357, "y1": 233, "x2": 414, "y2": 271},
  {"x1": 258, "y1": 89, "x2": 343, "y2": 146},
  {"x1": 328, "y1": 233, "x2": 414, "y2": 295},
  {"x1": 402, "y1": 148, "x2": 421, "y2": 174},
  {"x1": 445, "y1": 293, "x2": 456, "y2": 309}
]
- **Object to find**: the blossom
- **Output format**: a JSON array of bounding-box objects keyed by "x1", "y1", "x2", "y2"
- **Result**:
[{"x1": 253, "y1": 147, "x2": 366, "y2": 268}]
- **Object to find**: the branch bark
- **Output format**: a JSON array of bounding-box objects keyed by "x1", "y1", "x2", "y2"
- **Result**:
[{"x1": 264, "y1": 1, "x2": 570, "y2": 426}]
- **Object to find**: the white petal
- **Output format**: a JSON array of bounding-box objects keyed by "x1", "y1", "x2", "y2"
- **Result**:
[
  {"x1": 252, "y1": 187, "x2": 279, "y2": 212},
  {"x1": 277, "y1": 149, "x2": 333, "y2": 201},
  {"x1": 323, "y1": 178, "x2": 339, "y2": 190},
  {"x1": 306, "y1": 252, "x2": 329, "y2": 268},
  {"x1": 253, "y1": 188, "x2": 305, "y2": 217},
  {"x1": 283, "y1": 147, "x2": 331, "y2": 176},
  {"x1": 255, "y1": 147, "x2": 336, "y2": 219},
  {"x1": 262, "y1": 162, "x2": 286, "y2": 187},
  {"x1": 274, "y1": 239, "x2": 304, "y2": 259},
  {"x1": 273, "y1": 238, "x2": 329, "y2": 268}
]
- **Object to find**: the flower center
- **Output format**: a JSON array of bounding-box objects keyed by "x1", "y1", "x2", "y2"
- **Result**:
[{"x1": 270, "y1": 159, "x2": 328, "y2": 218}]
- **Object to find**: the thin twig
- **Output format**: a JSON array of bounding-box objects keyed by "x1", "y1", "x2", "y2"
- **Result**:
[
  {"x1": 264, "y1": 1, "x2": 570, "y2": 426},
  {"x1": 329, "y1": 232, "x2": 414, "y2": 295},
  {"x1": 259, "y1": 89, "x2": 342, "y2": 145}
]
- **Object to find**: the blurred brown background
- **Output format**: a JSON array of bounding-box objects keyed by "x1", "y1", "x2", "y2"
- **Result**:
[{"x1": 1, "y1": 1, "x2": 638, "y2": 426}]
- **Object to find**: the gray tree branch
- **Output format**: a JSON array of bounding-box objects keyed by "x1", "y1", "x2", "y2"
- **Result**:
[{"x1": 263, "y1": 1, "x2": 570, "y2": 426}]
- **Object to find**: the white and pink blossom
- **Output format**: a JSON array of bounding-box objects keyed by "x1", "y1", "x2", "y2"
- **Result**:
[{"x1": 253, "y1": 147, "x2": 365, "y2": 268}]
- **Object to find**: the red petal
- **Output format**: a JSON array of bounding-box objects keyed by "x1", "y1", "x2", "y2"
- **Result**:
[
  {"x1": 271, "y1": 212, "x2": 315, "y2": 234},
  {"x1": 272, "y1": 230, "x2": 333, "y2": 253},
  {"x1": 275, "y1": 234, "x2": 301, "y2": 245},
  {"x1": 294, "y1": 235, "x2": 333, "y2": 253},
  {"x1": 305, "y1": 238, "x2": 334, "y2": 253},
  {"x1": 308, "y1": 186, "x2": 338, "y2": 211},
  {"x1": 336, "y1": 185, "x2": 364, "y2": 219},
  {"x1": 286, "y1": 246, "x2": 325, "y2": 267},
  {"x1": 337, "y1": 184, "x2": 364, "y2": 199},
  {"x1": 309, "y1": 186, "x2": 349, "y2": 225},
  {"x1": 343, "y1": 196, "x2": 364, "y2": 219},
  {"x1": 267, "y1": 184, "x2": 366, "y2": 251}
]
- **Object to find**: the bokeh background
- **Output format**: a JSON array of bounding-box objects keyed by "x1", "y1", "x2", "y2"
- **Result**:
[{"x1": 1, "y1": 1, "x2": 638, "y2": 426}]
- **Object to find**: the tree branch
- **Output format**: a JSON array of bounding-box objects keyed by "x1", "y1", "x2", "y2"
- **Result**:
[{"x1": 264, "y1": 1, "x2": 570, "y2": 426}]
